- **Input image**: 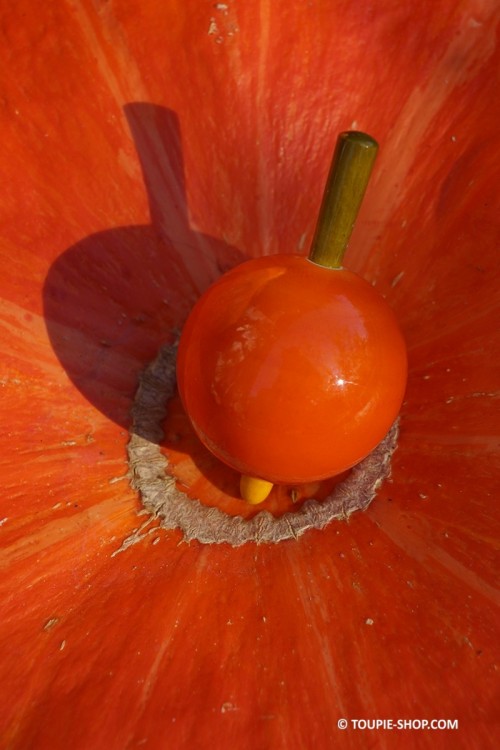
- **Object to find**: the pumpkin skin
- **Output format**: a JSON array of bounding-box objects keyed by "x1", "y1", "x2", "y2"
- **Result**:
[
  {"x1": 1, "y1": 1, "x2": 499, "y2": 749},
  {"x1": 177, "y1": 254, "x2": 407, "y2": 483}
]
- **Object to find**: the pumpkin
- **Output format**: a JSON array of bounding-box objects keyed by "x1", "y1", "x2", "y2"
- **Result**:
[{"x1": 1, "y1": 0, "x2": 499, "y2": 748}]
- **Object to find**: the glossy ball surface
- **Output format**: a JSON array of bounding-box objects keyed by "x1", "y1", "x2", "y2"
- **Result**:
[{"x1": 177, "y1": 254, "x2": 407, "y2": 484}]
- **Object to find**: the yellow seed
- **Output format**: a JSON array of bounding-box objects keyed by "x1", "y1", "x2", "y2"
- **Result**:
[{"x1": 240, "y1": 475, "x2": 274, "y2": 504}]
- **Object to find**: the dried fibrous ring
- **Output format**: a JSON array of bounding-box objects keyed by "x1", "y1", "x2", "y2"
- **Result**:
[{"x1": 126, "y1": 342, "x2": 399, "y2": 546}]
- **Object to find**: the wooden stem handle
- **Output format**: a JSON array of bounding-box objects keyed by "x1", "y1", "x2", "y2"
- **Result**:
[{"x1": 308, "y1": 131, "x2": 378, "y2": 268}]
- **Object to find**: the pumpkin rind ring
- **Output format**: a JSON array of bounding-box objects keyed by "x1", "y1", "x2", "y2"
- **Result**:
[{"x1": 126, "y1": 341, "x2": 399, "y2": 546}]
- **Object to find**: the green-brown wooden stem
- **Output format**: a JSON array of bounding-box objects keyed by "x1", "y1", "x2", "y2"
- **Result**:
[{"x1": 308, "y1": 131, "x2": 378, "y2": 268}]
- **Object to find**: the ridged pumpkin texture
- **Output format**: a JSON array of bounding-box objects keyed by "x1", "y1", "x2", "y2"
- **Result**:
[{"x1": 0, "y1": 1, "x2": 499, "y2": 749}]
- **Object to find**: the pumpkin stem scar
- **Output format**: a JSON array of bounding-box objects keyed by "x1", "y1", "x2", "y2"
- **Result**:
[{"x1": 125, "y1": 341, "x2": 400, "y2": 547}]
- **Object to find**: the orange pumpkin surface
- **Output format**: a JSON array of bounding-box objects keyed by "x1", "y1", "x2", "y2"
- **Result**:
[{"x1": 0, "y1": 1, "x2": 499, "y2": 749}]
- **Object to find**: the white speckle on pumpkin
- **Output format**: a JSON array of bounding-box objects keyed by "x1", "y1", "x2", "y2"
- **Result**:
[
  {"x1": 391, "y1": 271, "x2": 405, "y2": 287},
  {"x1": 43, "y1": 617, "x2": 60, "y2": 631},
  {"x1": 365, "y1": 618, "x2": 374, "y2": 626},
  {"x1": 108, "y1": 475, "x2": 128, "y2": 484},
  {"x1": 297, "y1": 232, "x2": 307, "y2": 250},
  {"x1": 208, "y1": 18, "x2": 218, "y2": 35}
]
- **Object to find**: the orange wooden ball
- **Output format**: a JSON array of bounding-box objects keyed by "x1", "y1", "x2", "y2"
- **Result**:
[{"x1": 177, "y1": 254, "x2": 407, "y2": 483}]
